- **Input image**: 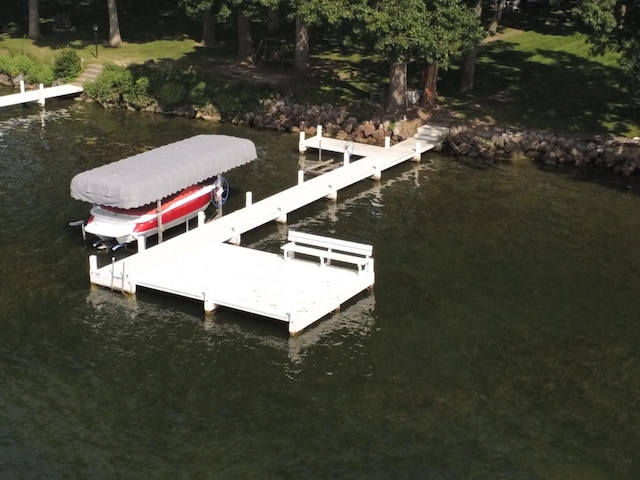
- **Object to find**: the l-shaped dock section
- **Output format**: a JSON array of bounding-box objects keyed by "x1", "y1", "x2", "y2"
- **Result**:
[{"x1": 88, "y1": 125, "x2": 449, "y2": 334}]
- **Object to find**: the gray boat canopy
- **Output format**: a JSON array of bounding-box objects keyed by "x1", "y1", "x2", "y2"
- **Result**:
[{"x1": 70, "y1": 135, "x2": 257, "y2": 209}]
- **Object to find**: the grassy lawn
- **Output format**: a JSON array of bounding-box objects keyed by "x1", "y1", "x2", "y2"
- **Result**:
[
  {"x1": 1, "y1": 1, "x2": 638, "y2": 137},
  {"x1": 438, "y1": 28, "x2": 638, "y2": 137},
  {"x1": 0, "y1": 33, "x2": 202, "y2": 67},
  {"x1": 436, "y1": 3, "x2": 639, "y2": 137}
]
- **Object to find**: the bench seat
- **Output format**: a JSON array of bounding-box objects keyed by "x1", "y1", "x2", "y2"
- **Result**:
[{"x1": 281, "y1": 230, "x2": 373, "y2": 274}]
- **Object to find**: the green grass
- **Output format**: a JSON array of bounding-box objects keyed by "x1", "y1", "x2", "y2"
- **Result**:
[
  {"x1": 1, "y1": 2, "x2": 638, "y2": 137},
  {"x1": 437, "y1": 28, "x2": 639, "y2": 137},
  {"x1": 437, "y1": 3, "x2": 639, "y2": 137},
  {"x1": 0, "y1": 34, "x2": 202, "y2": 67}
]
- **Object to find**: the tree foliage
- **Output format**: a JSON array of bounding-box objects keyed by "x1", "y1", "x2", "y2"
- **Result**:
[
  {"x1": 359, "y1": 0, "x2": 484, "y2": 67},
  {"x1": 352, "y1": 0, "x2": 483, "y2": 109},
  {"x1": 574, "y1": 0, "x2": 640, "y2": 91}
]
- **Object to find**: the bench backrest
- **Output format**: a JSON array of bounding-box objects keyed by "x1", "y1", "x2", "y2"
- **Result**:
[{"x1": 287, "y1": 230, "x2": 372, "y2": 257}]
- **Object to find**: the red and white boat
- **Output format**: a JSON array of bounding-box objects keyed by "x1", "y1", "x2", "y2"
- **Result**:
[{"x1": 70, "y1": 135, "x2": 257, "y2": 249}]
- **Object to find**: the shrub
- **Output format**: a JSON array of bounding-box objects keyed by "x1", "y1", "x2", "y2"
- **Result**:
[
  {"x1": 0, "y1": 53, "x2": 54, "y2": 85},
  {"x1": 53, "y1": 48, "x2": 82, "y2": 82},
  {"x1": 82, "y1": 61, "x2": 273, "y2": 116},
  {"x1": 188, "y1": 81, "x2": 210, "y2": 106},
  {"x1": 84, "y1": 64, "x2": 155, "y2": 109},
  {"x1": 158, "y1": 81, "x2": 187, "y2": 108},
  {"x1": 123, "y1": 76, "x2": 154, "y2": 108},
  {"x1": 84, "y1": 64, "x2": 131, "y2": 104}
]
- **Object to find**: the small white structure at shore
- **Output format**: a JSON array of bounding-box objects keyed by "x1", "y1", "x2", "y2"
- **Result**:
[{"x1": 0, "y1": 80, "x2": 83, "y2": 108}]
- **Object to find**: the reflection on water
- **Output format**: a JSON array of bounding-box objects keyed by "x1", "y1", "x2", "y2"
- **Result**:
[
  {"x1": 1, "y1": 101, "x2": 640, "y2": 479},
  {"x1": 86, "y1": 287, "x2": 376, "y2": 365}
]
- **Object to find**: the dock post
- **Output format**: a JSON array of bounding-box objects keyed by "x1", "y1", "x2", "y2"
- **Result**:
[
  {"x1": 20, "y1": 80, "x2": 25, "y2": 94},
  {"x1": 413, "y1": 140, "x2": 422, "y2": 161},
  {"x1": 137, "y1": 236, "x2": 146, "y2": 252},
  {"x1": 298, "y1": 131, "x2": 306, "y2": 153},
  {"x1": 385, "y1": 136, "x2": 390, "y2": 149},
  {"x1": 89, "y1": 255, "x2": 98, "y2": 280},
  {"x1": 37, "y1": 84, "x2": 45, "y2": 107},
  {"x1": 343, "y1": 150, "x2": 350, "y2": 166},
  {"x1": 229, "y1": 227, "x2": 241, "y2": 245},
  {"x1": 276, "y1": 207, "x2": 287, "y2": 224},
  {"x1": 371, "y1": 159, "x2": 382, "y2": 180},
  {"x1": 297, "y1": 170, "x2": 304, "y2": 185},
  {"x1": 204, "y1": 288, "x2": 217, "y2": 313},
  {"x1": 198, "y1": 211, "x2": 205, "y2": 227},
  {"x1": 326, "y1": 184, "x2": 337, "y2": 201},
  {"x1": 317, "y1": 125, "x2": 322, "y2": 162},
  {"x1": 246, "y1": 191, "x2": 253, "y2": 207}
]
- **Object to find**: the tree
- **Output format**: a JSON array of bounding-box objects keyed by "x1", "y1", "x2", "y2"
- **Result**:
[
  {"x1": 107, "y1": 0, "x2": 122, "y2": 47},
  {"x1": 27, "y1": 0, "x2": 42, "y2": 40},
  {"x1": 359, "y1": 0, "x2": 484, "y2": 110},
  {"x1": 489, "y1": 0, "x2": 508, "y2": 36},
  {"x1": 288, "y1": 0, "x2": 355, "y2": 75},
  {"x1": 181, "y1": 0, "x2": 227, "y2": 47},
  {"x1": 201, "y1": 6, "x2": 216, "y2": 47},
  {"x1": 574, "y1": 0, "x2": 640, "y2": 92},
  {"x1": 294, "y1": 14, "x2": 309, "y2": 74},
  {"x1": 237, "y1": 9, "x2": 253, "y2": 62},
  {"x1": 460, "y1": 0, "x2": 484, "y2": 93}
]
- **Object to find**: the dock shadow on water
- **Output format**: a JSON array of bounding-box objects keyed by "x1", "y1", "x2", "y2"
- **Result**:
[{"x1": 1, "y1": 101, "x2": 639, "y2": 479}]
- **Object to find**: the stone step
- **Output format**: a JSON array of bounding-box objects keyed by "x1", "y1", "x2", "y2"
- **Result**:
[
  {"x1": 414, "y1": 124, "x2": 449, "y2": 143},
  {"x1": 73, "y1": 64, "x2": 104, "y2": 86}
]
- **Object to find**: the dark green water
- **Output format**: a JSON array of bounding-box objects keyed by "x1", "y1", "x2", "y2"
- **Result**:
[{"x1": 1, "y1": 100, "x2": 639, "y2": 479}]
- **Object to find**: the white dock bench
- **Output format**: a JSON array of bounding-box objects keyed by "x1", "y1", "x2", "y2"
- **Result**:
[{"x1": 282, "y1": 230, "x2": 373, "y2": 274}]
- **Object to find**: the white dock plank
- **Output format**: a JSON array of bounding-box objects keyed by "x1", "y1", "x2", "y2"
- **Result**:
[
  {"x1": 0, "y1": 84, "x2": 83, "y2": 108},
  {"x1": 96, "y1": 242, "x2": 373, "y2": 334},
  {"x1": 301, "y1": 135, "x2": 391, "y2": 158}
]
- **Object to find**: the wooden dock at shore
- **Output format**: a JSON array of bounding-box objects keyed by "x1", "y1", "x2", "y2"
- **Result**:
[
  {"x1": 89, "y1": 125, "x2": 449, "y2": 334},
  {"x1": 0, "y1": 82, "x2": 83, "y2": 108},
  {"x1": 0, "y1": 64, "x2": 102, "y2": 109}
]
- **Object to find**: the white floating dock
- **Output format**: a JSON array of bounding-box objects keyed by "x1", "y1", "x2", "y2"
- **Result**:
[
  {"x1": 0, "y1": 82, "x2": 83, "y2": 108},
  {"x1": 88, "y1": 124, "x2": 448, "y2": 334},
  {"x1": 92, "y1": 240, "x2": 374, "y2": 335}
]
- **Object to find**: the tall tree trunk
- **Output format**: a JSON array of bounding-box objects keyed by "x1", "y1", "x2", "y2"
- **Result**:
[
  {"x1": 294, "y1": 15, "x2": 309, "y2": 76},
  {"x1": 489, "y1": 0, "x2": 507, "y2": 35},
  {"x1": 460, "y1": 47, "x2": 479, "y2": 92},
  {"x1": 420, "y1": 64, "x2": 438, "y2": 110},
  {"x1": 237, "y1": 12, "x2": 253, "y2": 63},
  {"x1": 27, "y1": 0, "x2": 41, "y2": 40},
  {"x1": 201, "y1": 6, "x2": 216, "y2": 47},
  {"x1": 267, "y1": 7, "x2": 280, "y2": 34},
  {"x1": 460, "y1": 0, "x2": 483, "y2": 92},
  {"x1": 388, "y1": 61, "x2": 407, "y2": 111},
  {"x1": 107, "y1": 0, "x2": 122, "y2": 47}
]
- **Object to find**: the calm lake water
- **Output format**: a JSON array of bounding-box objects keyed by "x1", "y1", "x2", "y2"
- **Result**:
[{"x1": 1, "y1": 99, "x2": 639, "y2": 479}]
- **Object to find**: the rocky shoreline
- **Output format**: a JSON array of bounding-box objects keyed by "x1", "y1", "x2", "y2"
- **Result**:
[
  {"x1": 188, "y1": 95, "x2": 640, "y2": 177},
  {"x1": 446, "y1": 122, "x2": 640, "y2": 176},
  {"x1": 3, "y1": 73, "x2": 639, "y2": 176}
]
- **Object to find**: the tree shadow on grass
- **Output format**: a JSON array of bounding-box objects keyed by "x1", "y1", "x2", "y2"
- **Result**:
[
  {"x1": 439, "y1": 42, "x2": 639, "y2": 137},
  {"x1": 497, "y1": 0, "x2": 585, "y2": 37}
]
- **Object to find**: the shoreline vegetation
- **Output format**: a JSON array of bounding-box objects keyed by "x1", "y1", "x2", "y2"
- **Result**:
[{"x1": 1, "y1": 3, "x2": 639, "y2": 177}]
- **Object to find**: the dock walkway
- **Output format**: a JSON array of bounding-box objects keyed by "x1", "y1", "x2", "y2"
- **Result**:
[
  {"x1": 89, "y1": 125, "x2": 449, "y2": 334},
  {"x1": 0, "y1": 64, "x2": 101, "y2": 109},
  {"x1": 0, "y1": 83, "x2": 83, "y2": 108}
]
